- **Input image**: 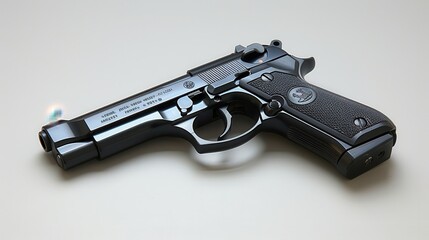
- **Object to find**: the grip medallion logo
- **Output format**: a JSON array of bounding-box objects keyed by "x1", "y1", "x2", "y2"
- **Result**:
[{"x1": 288, "y1": 87, "x2": 316, "y2": 105}]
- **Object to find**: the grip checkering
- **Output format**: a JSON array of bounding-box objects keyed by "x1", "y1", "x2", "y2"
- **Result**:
[{"x1": 248, "y1": 72, "x2": 389, "y2": 139}]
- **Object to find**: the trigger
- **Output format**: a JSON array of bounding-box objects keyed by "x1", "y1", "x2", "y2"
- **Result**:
[{"x1": 217, "y1": 106, "x2": 232, "y2": 141}]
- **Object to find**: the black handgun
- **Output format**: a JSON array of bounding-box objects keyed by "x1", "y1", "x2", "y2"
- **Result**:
[{"x1": 38, "y1": 40, "x2": 396, "y2": 178}]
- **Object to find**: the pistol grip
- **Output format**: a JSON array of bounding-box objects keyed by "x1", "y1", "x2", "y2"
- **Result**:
[{"x1": 243, "y1": 71, "x2": 396, "y2": 178}]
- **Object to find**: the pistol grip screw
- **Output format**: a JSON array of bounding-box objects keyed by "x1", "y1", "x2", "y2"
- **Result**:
[
  {"x1": 261, "y1": 73, "x2": 274, "y2": 82},
  {"x1": 354, "y1": 118, "x2": 367, "y2": 127}
]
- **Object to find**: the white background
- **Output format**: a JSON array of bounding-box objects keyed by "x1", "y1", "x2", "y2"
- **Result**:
[{"x1": 1, "y1": 0, "x2": 428, "y2": 239}]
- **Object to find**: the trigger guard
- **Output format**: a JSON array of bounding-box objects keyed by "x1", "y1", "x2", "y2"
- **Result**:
[
  {"x1": 190, "y1": 136, "x2": 264, "y2": 169},
  {"x1": 174, "y1": 116, "x2": 262, "y2": 168}
]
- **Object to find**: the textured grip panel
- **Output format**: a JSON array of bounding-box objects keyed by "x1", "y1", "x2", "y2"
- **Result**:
[{"x1": 248, "y1": 72, "x2": 393, "y2": 143}]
